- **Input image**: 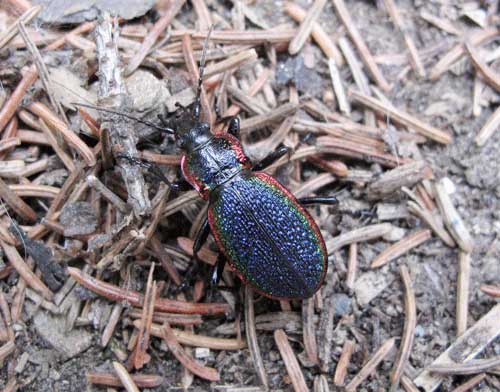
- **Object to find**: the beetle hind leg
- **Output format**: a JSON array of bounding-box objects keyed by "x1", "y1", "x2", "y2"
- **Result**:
[{"x1": 298, "y1": 196, "x2": 339, "y2": 206}]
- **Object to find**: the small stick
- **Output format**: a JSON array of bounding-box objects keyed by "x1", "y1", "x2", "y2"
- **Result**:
[
  {"x1": 0, "y1": 292, "x2": 14, "y2": 341},
  {"x1": 331, "y1": 0, "x2": 391, "y2": 92},
  {"x1": 150, "y1": 235, "x2": 182, "y2": 285},
  {"x1": 1, "y1": 240, "x2": 53, "y2": 300},
  {"x1": 383, "y1": 0, "x2": 425, "y2": 77},
  {"x1": 326, "y1": 223, "x2": 394, "y2": 253},
  {"x1": 401, "y1": 375, "x2": 420, "y2": 392},
  {"x1": 308, "y1": 156, "x2": 349, "y2": 177},
  {"x1": 367, "y1": 161, "x2": 432, "y2": 199},
  {"x1": 0, "y1": 21, "x2": 94, "y2": 133},
  {"x1": 284, "y1": 2, "x2": 343, "y2": 65},
  {"x1": 274, "y1": 329, "x2": 309, "y2": 392},
  {"x1": 429, "y1": 27, "x2": 499, "y2": 80},
  {"x1": 338, "y1": 37, "x2": 372, "y2": 104},
  {"x1": 350, "y1": 90, "x2": 452, "y2": 144},
  {"x1": 0, "y1": 340, "x2": 15, "y2": 362},
  {"x1": 345, "y1": 337, "x2": 396, "y2": 392},
  {"x1": 428, "y1": 357, "x2": 500, "y2": 375},
  {"x1": 480, "y1": 284, "x2": 500, "y2": 297},
  {"x1": 138, "y1": 150, "x2": 180, "y2": 165},
  {"x1": 288, "y1": 0, "x2": 328, "y2": 55},
  {"x1": 328, "y1": 58, "x2": 350, "y2": 114},
  {"x1": 226, "y1": 85, "x2": 268, "y2": 115},
  {"x1": 113, "y1": 362, "x2": 140, "y2": 392},
  {"x1": 9, "y1": 184, "x2": 59, "y2": 199},
  {"x1": 419, "y1": 11, "x2": 461, "y2": 36},
  {"x1": 27, "y1": 102, "x2": 96, "y2": 166},
  {"x1": 292, "y1": 172, "x2": 336, "y2": 198},
  {"x1": 316, "y1": 136, "x2": 408, "y2": 168},
  {"x1": 465, "y1": 42, "x2": 500, "y2": 91},
  {"x1": 161, "y1": 322, "x2": 220, "y2": 381},
  {"x1": 134, "y1": 265, "x2": 156, "y2": 369},
  {"x1": 0, "y1": 137, "x2": 20, "y2": 152},
  {"x1": 346, "y1": 243, "x2": 357, "y2": 289},
  {"x1": 0, "y1": 66, "x2": 38, "y2": 133},
  {"x1": 0, "y1": 160, "x2": 25, "y2": 178},
  {"x1": 414, "y1": 304, "x2": 500, "y2": 391},
  {"x1": 128, "y1": 309, "x2": 202, "y2": 326},
  {"x1": 371, "y1": 229, "x2": 431, "y2": 268},
  {"x1": 0, "y1": 117, "x2": 19, "y2": 160},
  {"x1": 203, "y1": 49, "x2": 257, "y2": 79},
  {"x1": 67, "y1": 267, "x2": 230, "y2": 315},
  {"x1": 87, "y1": 175, "x2": 128, "y2": 213},
  {"x1": 0, "y1": 5, "x2": 41, "y2": 49},
  {"x1": 407, "y1": 201, "x2": 455, "y2": 248},
  {"x1": 475, "y1": 106, "x2": 500, "y2": 147},
  {"x1": 302, "y1": 297, "x2": 319, "y2": 365},
  {"x1": 334, "y1": 340, "x2": 354, "y2": 386},
  {"x1": 38, "y1": 119, "x2": 75, "y2": 172},
  {"x1": 95, "y1": 12, "x2": 150, "y2": 216},
  {"x1": 0, "y1": 177, "x2": 37, "y2": 222},
  {"x1": 17, "y1": 129, "x2": 49, "y2": 145},
  {"x1": 245, "y1": 287, "x2": 269, "y2": 389},
  {"x1": 11, "y1": 278, "x2": 26, "y2": 322},
  {"x1": 457, "y1": 252, "x2": 471, "y2": 336},
  {"x1": 177, "y1": 237, "x2": 218, "y2": 265},
  {"x1": 240, "y1": 102, "x2": 298, "y2": 133},
  {"x1": 434, "y1": 180, "x2": 473, "y2": 253},
  {"x1": 144, "y1": 321, "x2": 245, "y2": 350},
  {"x1": 0, "y1": 264, "x2": 14, "y2": 279},
  {"x1": 162, "y1": 190, "x2": 199, "y2": 218},
  {"x1": 192, "y1": 0, "x2": 211, "y2": 31},
  {"x1": 450, "y1": 373, "x2": 486, "y2": 392},
  {"x1": 101, "y1": 303, "x2": 123, "y2": 347},
  {"x1": 317, "y1": 295, "x2": 335, "y2": 373},
  {"x1": 18, "y1": 21, "x2": 68, "y2": 124},
  {"x1": 191, "y1": 29, "x2": 296, "y2": 44},
  {"x1": 125, "y1": 0, "x2": 186, "y2": 75},
  {"x1": 87, "y1": 372, "x2": 164, "y2": 388},
  {"x1": 390, "y1": 266, "x2": 417, "y2": 391}
]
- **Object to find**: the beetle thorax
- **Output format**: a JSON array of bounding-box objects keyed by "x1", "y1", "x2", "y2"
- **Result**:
[{"x1": 181, "y1": 133, "x2": 251, "y2": 199}]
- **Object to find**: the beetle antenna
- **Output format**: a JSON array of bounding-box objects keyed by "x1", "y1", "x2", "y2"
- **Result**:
[
  {"x1": 71, "y1": 102, "x2": 175, "y2": 134},
  {"x1": 193, "y1": 24, "x2": 214, "y2": 120}
]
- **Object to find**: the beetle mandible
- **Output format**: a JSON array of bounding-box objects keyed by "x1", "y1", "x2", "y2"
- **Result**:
[{"x1": 160, "y1": 30, "x2": 337, "y2": 300}]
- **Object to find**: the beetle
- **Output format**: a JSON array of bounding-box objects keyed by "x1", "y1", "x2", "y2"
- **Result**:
[{"x1": 157, "y1": 31, "x2": 337, "y2": 300}]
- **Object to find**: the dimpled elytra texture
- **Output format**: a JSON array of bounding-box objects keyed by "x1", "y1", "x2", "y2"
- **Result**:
[{"x1": 208, "y1": 172, "x2": 326, "y2": 299}]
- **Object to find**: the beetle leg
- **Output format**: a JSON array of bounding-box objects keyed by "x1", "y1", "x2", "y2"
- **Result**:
[
  {"x1": 298, "y1": 196, "x2": 339, "y2": 206},
  {"x1": 173, "y1": 218, "x2": 211, "y2": 294},
  {"x1": 209, "y1": 253, "x2": 227, "y2": 289},
  {"x1": 192, "y1": 217, "x2": 211, "y2": 262},
  {"x1": 215, "y1": 116, "x2": 240, "y2": 137},
  {"x1": 226, "y1": 117, "x2": 240, "y2": 137},
  {"x1": 252, "y1": 145, "x2": 291, "y2": 171}
]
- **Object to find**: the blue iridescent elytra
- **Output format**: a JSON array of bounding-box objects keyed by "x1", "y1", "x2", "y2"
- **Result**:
[{"x1": 208, "y1": 172, "x2": 326, "y2": 299}]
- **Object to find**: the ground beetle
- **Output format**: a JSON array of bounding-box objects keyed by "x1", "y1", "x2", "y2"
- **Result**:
[{"x1": 157, "y1": 30, "x2": 337, "y2": 300}]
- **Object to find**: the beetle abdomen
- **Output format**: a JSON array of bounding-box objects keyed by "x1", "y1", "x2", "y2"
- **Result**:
[{"x1": 208, "y1": 172, "x2": 328, "y2": 299}]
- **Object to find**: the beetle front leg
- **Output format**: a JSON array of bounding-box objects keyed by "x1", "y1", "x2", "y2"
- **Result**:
[
  {"x1": 216, "y1": 116, "x2": 240, "y2": 137},
  {"x1": 252, "y1": 146, "x2": 291, "y2": 171}
]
